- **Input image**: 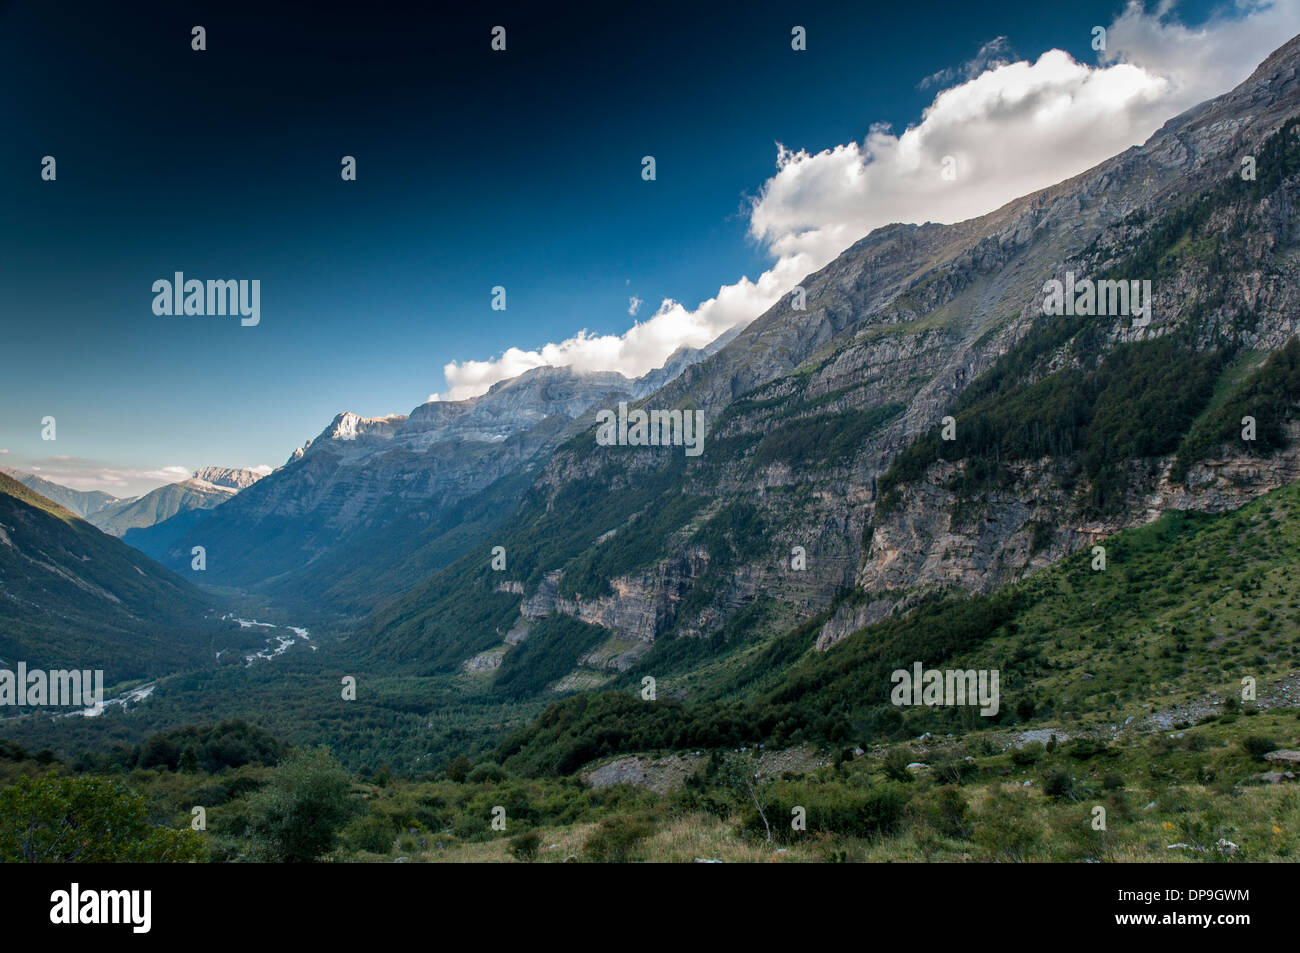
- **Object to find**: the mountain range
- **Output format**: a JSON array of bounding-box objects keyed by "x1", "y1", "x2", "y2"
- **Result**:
[
  {"x1": 7, "y1": 35, "x2": 1300, "y2": 779},
  {"x1": 130, "y1": 34, "x2": 1300, "y2": 700}
]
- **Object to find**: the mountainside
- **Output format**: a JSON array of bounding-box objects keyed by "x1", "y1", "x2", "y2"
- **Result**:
[
  {"x1": 160, "y1": 340, "x2": 734, "y2": 612},
  {"x1": 0, "y1": 473, "x2": 231, "y2": 680},
  {"x1": 86, "y1": 467, "x2": 266, "y2": 561},
  {"x1": 347, "y1": 34, "x2": 1300, "y2": 696},
  {"x1": 0, "y1": 467, "x2": 120, "y2": 519}
]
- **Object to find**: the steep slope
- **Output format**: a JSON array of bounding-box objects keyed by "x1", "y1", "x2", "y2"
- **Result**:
[
  {"x1": 91, "y1": 477, "x2": 234, "y2": 537},
  {"x1": 355, "y1": 34, "x2": 1300, "y2": 692},
  {"x1": 88, "y1": 467, "x2": 266, "y2": 561},
  {"x1": 0, "y1": 473, "x2": 230, "y2": 679},
  {"x1": 0, "y1": 467, "x2": 120, "y2": 519},
  {"x1": 494, "y1": 476, "x2": 1300, "y2": 772}
]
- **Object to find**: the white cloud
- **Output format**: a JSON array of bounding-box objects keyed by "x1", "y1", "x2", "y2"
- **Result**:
[
  {"x1": 919, "y1": 36, "x2": 1016, "y2": 90},
  {"x1": 0, "y1": 449, "x2": 8, "y2": 454},
  {"x1": 249, "y1": 464, "x2": 273, "y2": 476},
  {"x1": 22, "y1": 457, "x2": 192, "y2": 495},
  {"x1": 438, "y1": 1, "x2": 1300, "y2": 401},
  {"x1": 628, "y1": 295, "x2": 643, "y2": 317}
]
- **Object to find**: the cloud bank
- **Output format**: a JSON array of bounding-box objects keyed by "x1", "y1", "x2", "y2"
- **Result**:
[{"x1": 438, "y1": 0, "x2": 1300, "y2": 402}]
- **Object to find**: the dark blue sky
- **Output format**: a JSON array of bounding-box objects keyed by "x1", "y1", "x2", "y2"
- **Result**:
[{"x1": 0, "y1": 0, "x2": 1226, "y2": 493}]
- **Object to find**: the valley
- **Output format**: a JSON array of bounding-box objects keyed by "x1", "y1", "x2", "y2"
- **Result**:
[{"x1": 5, "y1": 18, "x2": 1300, "y2": 871}]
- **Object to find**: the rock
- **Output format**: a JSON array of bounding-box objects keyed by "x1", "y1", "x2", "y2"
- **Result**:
[
  {"x1": 1259, "y1": 771, "x2": 1296, "y2": 784},
  {"x1": 1264, "y1": 749, "x2": 1300, "y2": 765}
]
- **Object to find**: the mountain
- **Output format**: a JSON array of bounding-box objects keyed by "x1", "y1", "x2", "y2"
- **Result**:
[
  {"x1": 191, "y1": 466, "x2": 267, "y2": 491},
  {"x1": 0, "y1": 472, "x2": 229, "y2": 680},
  {"x1": 345, "y1": 34, "x2": 1300, "y2": 695},
  {"x1": 160, "y1": 340, "x2": 733, "y2": 612},
  {"x1": 0, "y1": 467, "x2": 120, "y2": 519},
  {"x1": 83, "y1": 467, "x2": 266, "y2": 562}
]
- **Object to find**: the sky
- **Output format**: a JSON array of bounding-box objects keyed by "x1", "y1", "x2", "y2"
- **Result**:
[{"x1": 2, "y1": 0, "x2": 1297, "y2": 496}]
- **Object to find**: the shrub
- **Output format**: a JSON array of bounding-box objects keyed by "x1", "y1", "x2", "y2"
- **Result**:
[
  {"x1": 0, "y1": 776, "x2": 205, "y2": 862},
  {"x1": 342, "y1": 810, "x2": 395, "y2": 854},
  {"x1": 882, "y1": 748, "x2": 915, "y2": 783},
  {"x1": 1242, "y1": 735, "x2": 1279, "y2": 761},
  {"x1": 972, "y1": 788, "x2": 1042, "y2": 861},
  {"x1": 583, "y1": 816, "x2": 656, "y2": 862},
  {"x1": 1011, "y1": 743, "x2": 1043, "y2": 766},
  {"x1": 509, "y1": 830, "x2": 542, "y2": 862},
  {"x1": 1044, "y1": 768, "x2": 1075, "y2": 801},
  {"x1": 1067, "y1": 738, "x2": 1106, "y2": 760},
  {"x1": 910, "y1": 784, "x2": 969, "y2": 839},
  {"x1": 749, "y1": 779, "x2": 906, "y2": 844},
  {"x1": 248, "y1": 747, "x2": 360, "y2": 862},
  {"x1": 467, "y1": 763, "x2": 507, "y2": 784}
]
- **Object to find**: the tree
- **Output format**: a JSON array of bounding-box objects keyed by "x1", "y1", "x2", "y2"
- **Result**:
[
  {"x1": 445, "y1": 755, "x2": 473, "y2": 782},
  {"x1": 717, "y1": 751, "x2": 772, "y2": 841},
  {"x1": 0, "y1": 775, "x2": 204, "y2": 862},
  {"x1": 248, "y1": 747, "x2": 359, "y2": 862}
]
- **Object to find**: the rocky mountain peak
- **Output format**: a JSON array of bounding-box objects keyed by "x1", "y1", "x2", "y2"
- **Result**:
[{"x1": 191, "y1": 466, "x2": 267, "y2": 491}]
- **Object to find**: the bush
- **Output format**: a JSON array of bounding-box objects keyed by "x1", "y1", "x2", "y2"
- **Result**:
[
  {"x1": 0, "y1": 775, "x2": 205, "y2": 862},
  {"x1": 509, "y1": 830, "x2": 542, "y2": 862},
  {"x1": 1067, "y1": 738, "x2": 1106, "y2": 760},
  {"x1": 248, "y1": 747, "x2": 360, "y2": 862},
  {"x1": 972, "y1": 788, "x2": 1042, "y2": 861},
  {"x1": 467, "y1": 763, "x2": 507, "y2": 784},
  {"x1": 1011, "y1": 743, "x2": 1043, "y2": 766},
  {"x1": 932, "y1": 758, "x2": 973, "y2": 785},
  {"x1": 909, "y1": 784, "x2": 969, "y2": 839},
  {"x1": 583, "y1": 816, "x2": 656, "y2": 862},
  {"x1": 749, "y1": 779, "x2": 906, "y2": 844},
  {"x1": 882, "y1": 748, "x2": 915, "y2": 783},
  {"x1": 445, "y1": 755, "x2": 472, "y2": 782},
  {"x1": 1242, "y1": 735, "x2": 1279, "y2": 761},
  {"x1": 341, "y1": 810, "x2": 395, "y2": 854},
  {"x1": 1043, "y1": 768, "x2": 1075, "y2": 801}
]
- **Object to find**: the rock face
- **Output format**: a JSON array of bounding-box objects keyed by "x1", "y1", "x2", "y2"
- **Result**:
[
  {"x1": 518, "y1": 551, "x2": 710, "y2": 643},
  {"x1": 192, "y1": 467, "x2": 266, "y2": 491}
]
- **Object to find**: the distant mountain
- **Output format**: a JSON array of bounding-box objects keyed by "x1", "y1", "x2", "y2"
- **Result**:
[
  {"x1": 192, "y1": 466, "x2": 266, "y2": 491},
  {"x1": 89, "y1": 467, "x2": 265, "y2": 538},
  {"x1": 0, "y1": 467, "x2": 120, "y2": 519},
  {"x1": 162, "y1": 341, "x2": 731, "y2": 612},
  {"x1": 0, "y1": 472, "x2": 225, "y2": 679}
]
